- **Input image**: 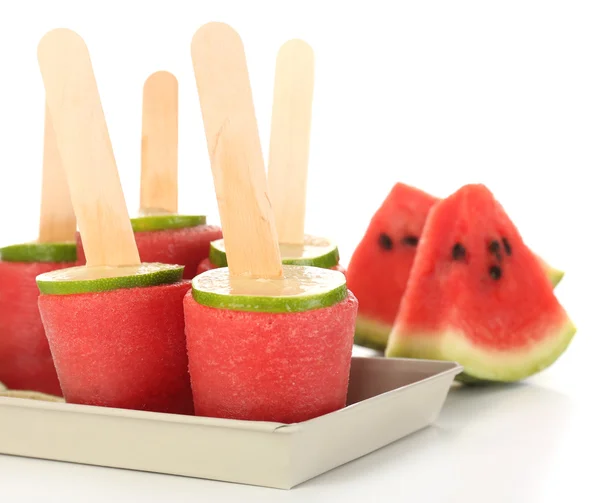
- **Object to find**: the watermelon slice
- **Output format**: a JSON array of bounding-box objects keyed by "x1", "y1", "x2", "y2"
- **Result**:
[
  {"x1": 346, "y1": 183, "x2": 565, "y2": 351},
  {"x1": 346, "y1": 183, "x2": 437, "y2": 350},
  {"x1": 384, "y1": 184, "x2": 576, "y2": 382}
]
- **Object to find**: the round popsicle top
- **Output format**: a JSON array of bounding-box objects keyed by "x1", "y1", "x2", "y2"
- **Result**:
[
  {"x1": 0, "y1": 242, "x2": 77, "y2": 263},
  {"x1": 191, "y1": 264, "x2": 347, "y2": 313},
  {"x1": 36, "y1": 262, "x2": 184, "y2": 295},
  {"x1": 130, "y1": 209, "x2": 206, "y2": 232},
  {"x1": 209, "y1": 234, "x2": 340, "y2": 269}
]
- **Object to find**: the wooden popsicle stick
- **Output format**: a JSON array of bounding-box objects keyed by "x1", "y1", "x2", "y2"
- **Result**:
[
  {"x1": 38, "y1": 28, "x2": 140, "y2": 267},
  {"x1": 267, "y1": 39, "x2": 315, "y2": 245},
  {"x1": 140, "y1": 71, "x2": 178, "y2": 214},
  {"x1": 38, "y1": 103, "x2": 77, "y2": 243},
  {"x1": 191, "y1": 22, "x2": 283, "y2": 279}
]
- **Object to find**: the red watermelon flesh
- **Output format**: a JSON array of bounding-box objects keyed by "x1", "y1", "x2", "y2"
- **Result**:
[
  {"x1": 75, "y1": 225, "x2": 223, "y2": 279},
  {"x1": 385, "y1": 184, "x2": 576, "y2": 382},
  {"x1": 346, "y1": 183, "x2": 438, "y2": 350},
  {"x1": 196, "y1": 257, "x2": 213, "y2": 274},
  {"x1": 183, "y1": 291, "x2": 358, "y2": 423},
  {"x1": 0, "y1": 260, "x2": 74, "y2": 395},
  {"x1": 347, "y1": 183, "x2": 565, "y2": 352},
  {"x1": 38, "y1": 281, "x2": 194, "y2": 414}
]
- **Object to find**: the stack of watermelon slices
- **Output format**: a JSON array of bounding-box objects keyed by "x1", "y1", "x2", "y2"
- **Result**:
[{"x1": 346, "y1": 183, "x2": 576, "y2": 382}]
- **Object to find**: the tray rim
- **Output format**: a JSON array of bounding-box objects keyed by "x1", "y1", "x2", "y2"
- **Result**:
[
  {"x1": 0, "y1": 356, "x2": 463, "y2": 435},
  {"x1": 0, "y1": 356, "x2": 464, "y2": 490}
]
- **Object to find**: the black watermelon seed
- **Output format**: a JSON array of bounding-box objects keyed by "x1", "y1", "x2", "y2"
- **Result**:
[
  {"x1": 489, "y1": 265, "x2": 502, "y2": 280},
  {"x1": 488, "y1": 240, "x2": 502, "y2": 261},
  {"x1": 452, "y1": 243, "x2": 466, "y2": 261},
  {"x1": 378, "y1": 233, "x2": 393, "y2": 250},
  {"x1": 502, "y1": 237, "x2": 512, "y2": 256},
  {"x1": 488, "y1": 240, "x2": 501, "y2": 253},
  {"x1": 402, "y1": 235, "x2": 419, "y2": 246}
]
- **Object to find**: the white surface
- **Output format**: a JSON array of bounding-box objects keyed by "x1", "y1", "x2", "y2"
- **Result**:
[
  {"x1": 0, "y1": 343, "x2": 596, "y2": 502},
  {"x1": 0, "y1": 0, "x2": 597, "y2": 501}
]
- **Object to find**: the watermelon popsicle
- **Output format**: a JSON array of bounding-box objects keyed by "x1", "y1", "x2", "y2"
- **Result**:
[
  {"x1": 196, "y1": 39, "x2": 343, "y2": 276},
  {"x1": 187, "y1": 22, "x2": 357, "y2": 423},
  {"x1": 0, "y1": 104, "x2": 77, "y2": 396},
  {"x1": 76, "y1": 71, "x2": 222, "y2": 277},
  {"x1": 36, "y1": 29, "x2": 193, "y2": 414}
]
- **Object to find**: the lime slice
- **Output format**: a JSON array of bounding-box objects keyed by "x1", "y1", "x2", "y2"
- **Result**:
[
  {"x1": 131, "y1": 212, "x2": 206, "y2": 232},
  {"x1": 209, "y1": 235, "x2": 340, "y2": 269},
  {"x1": 0, "y1": 242, "x2": 77, "y2": 263},
  {"x1": 192, "y1": 264, "x2": 347, "y2": 313},
  {"x1": 37, "y1": 263, "x2": 184, "y2": 295}
]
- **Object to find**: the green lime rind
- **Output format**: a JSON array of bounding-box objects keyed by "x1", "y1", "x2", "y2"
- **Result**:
[
  {"x1": 192, "y1": 284, "x2": 347, "y2": 313},
  {"x1": 208, "y1": 242, "x2": 231, "y2": 268},
  {"x1": 130, "y1": 214, "x2": 206, "y2": 232},
  {"x1": 209, "y1": 237, "x2": 340, "y2": 269},
  {"x1": 0, "y1": 242, "x2": 77, "y2": 263},
  {"x1": 191, "y1": 265, "x2": 348, "y2": 313},
  {"x1": 36, "y1": 263, "x2": 184, "y2": 295}
]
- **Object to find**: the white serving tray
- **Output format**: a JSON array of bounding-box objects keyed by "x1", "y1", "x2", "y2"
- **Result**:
[{"x1": 0, "y1": 356, "x2": 462, "y2": 489}]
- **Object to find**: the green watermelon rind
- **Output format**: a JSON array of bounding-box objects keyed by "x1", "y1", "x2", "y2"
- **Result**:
[
  {"x1": 538, "y1": 257, "x2": 565, "y2": 287},
  {"x1": 353, "y1": 315, "x2": 392, "y2": 351},
  {"x1": 352, "y1": 260, "x2": 564, "y2": 352},
  {"x1": 385, "y1": 318, "x2": 577, "y2": 383}
]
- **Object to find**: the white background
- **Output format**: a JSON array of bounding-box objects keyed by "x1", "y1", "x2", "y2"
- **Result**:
[{"x1": 0, "y1": 1, "x2": 598, "y2": 501}]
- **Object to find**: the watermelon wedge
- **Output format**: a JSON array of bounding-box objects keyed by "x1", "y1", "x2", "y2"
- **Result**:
[
  {"x1": 346, "y1": 183, "x2": 437, "y2": 350},
  {"x1": 346, "y1": 183, "x2": 565, "y2": 351},
  {"x1": 384, "y1": 184, "x2": 576, "y2": 382}
]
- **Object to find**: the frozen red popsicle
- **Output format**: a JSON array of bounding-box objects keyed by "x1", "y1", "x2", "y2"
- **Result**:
[
  {"x1": 196, "y1": 40, "x2": 344, "y2": 276},
  {"x1": 0, "y1": 104, "x2": 77, "y2": 396},
  {"x1": 186, "y1": 22, "x2": 357, "y2": 423},
  {"x1": 36, "y1": 29, "x2": 193, "y2": 414},
  {"x1": 38, "y1": 272, "x2": 192, "y2": 413},
  {"x1": 75, "y1": 71, "x2": 222, "y2": 276},
  {"x1": 185, "y1": 268, "x2": 357, "y2": 423}
]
